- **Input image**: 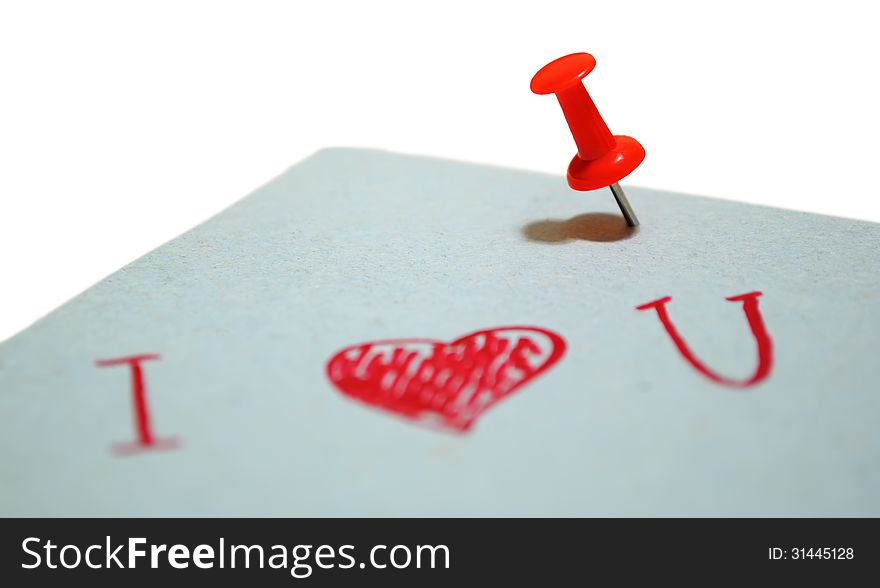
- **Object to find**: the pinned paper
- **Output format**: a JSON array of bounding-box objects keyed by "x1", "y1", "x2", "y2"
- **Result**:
[{"x1": 1, "y1": 149, "x2": 878, "y2": 516}]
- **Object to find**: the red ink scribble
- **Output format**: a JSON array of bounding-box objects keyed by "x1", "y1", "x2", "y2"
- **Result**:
[
  {"x1": 95, "y1": 354, "x2": 179, "y2": 455},
  {"x1": 326, "y1": 326, "x2": 566, "y2": 432},
  {"x1": 636, "y1": 291, "x2": 773, "y2": 388}
]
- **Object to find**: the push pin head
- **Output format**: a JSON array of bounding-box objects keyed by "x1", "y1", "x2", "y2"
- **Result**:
[{"x1": 532, "y1": 52, "x2": 644, "y2": 226}]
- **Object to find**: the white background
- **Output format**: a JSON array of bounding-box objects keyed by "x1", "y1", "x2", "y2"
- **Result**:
[{"x1": 1, "y1": 0, "x2": 878, "y2": 342}]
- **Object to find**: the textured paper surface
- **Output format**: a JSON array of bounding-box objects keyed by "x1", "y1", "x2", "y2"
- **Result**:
[{"x1": 1, "y1": 148, "x2": 878, "y2": 516}]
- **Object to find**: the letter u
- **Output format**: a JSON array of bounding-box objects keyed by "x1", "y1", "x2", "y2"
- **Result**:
[{"x1": 636, "y1": 291, "x2": 773, "y2": 388}]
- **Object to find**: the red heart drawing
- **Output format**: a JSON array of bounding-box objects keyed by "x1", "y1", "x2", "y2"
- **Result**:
[{"x1": 326, "y1": 326, "x2": 566, "y2": 432}]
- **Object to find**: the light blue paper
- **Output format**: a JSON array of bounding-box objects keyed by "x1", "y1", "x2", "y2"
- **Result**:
[{"x1": 1, "y1": 148, "x2": 878, "y2": 516}]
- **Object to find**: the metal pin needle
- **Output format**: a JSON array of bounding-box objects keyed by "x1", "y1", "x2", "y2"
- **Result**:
[{"x1": 609, "y1": 182, "x2": 639, "y2": 227}]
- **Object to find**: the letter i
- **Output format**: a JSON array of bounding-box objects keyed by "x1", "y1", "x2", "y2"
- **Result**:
[{"x1": 95, "y1": 354, "x2": 180, "y2": 454}]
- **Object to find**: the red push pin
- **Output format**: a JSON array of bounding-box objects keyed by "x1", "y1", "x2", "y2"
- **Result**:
[{"x1": 531, "y1": 52, "x2": 645, "y2": 227}]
